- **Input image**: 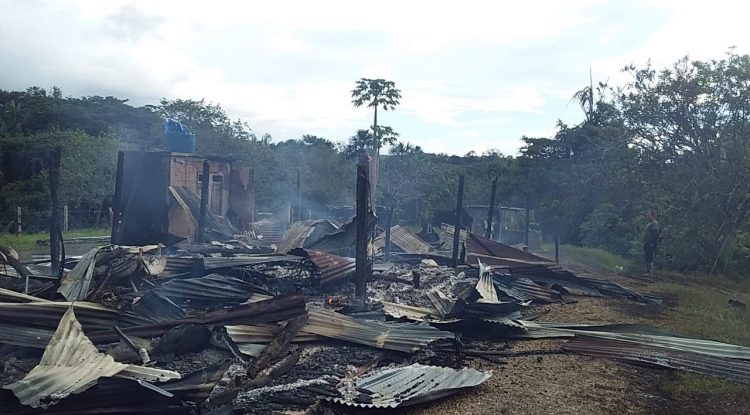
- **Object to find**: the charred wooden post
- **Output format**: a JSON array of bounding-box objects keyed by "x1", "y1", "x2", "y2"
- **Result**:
[
  {"x1": 355, "y1": 151, "x2": 370, "y2": 303},
  {"x1": 197, "y1": 160, "x2": 210, "y2": 243},
  {"x1": 524, "y1": 195, "x2": 531, "y2": 247},
  {"x1": 452, "y1": 175, "x2": 465, "y2": 267},
  {"x1": 48, "y1": 146, "x2": 62, "y2": 276},
  {"x1": 384, "y1": 206, "x2": 394, "y2": 261},
  {"x1": 296, "y1": 170, "x2": 302, "y2": 221},
  {"x1": 111, "y1": 152, "x2": 125, "y2": 244},
  {"x1": 486, "y1": 177, "x2": 498, "y2": 239}
]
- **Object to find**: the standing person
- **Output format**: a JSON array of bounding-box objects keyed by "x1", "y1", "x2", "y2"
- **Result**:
[{"x1": 643, "y1": 211, "x2": 661, "y2": 278}]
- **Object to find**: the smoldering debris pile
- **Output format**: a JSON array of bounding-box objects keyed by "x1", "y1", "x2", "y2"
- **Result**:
[{"x1": 1, "y1": 223, "x2": 750, "y2": 414}]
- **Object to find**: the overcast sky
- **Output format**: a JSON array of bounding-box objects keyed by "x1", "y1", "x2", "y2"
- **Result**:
[{"x1": 1, "y1": 0, "x2": 748, "y2": 155}]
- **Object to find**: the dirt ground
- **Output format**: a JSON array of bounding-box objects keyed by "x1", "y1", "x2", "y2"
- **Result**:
[{"x1": 370, "y1": 272, "x2": 749, "y2": 415}]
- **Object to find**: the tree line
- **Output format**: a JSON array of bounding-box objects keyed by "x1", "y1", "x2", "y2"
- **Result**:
[{"x1": 2, "y1": 50, "x2": 750, "y2": 275}]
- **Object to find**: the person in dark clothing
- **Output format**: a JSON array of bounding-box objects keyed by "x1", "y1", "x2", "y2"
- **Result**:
[{"x1": 643, "y1": 211, "x2": 661, "y2": 278}]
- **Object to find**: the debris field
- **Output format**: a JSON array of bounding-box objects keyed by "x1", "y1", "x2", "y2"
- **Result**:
[{"x1": 1, "y1": 220, "x2": 749, "y2": 415}]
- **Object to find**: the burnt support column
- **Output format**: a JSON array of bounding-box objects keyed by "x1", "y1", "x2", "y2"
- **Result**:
[
  {"x1": 296, "y1": 170, "x2": 302, "y2": 222},
  {"x1": 452, "y1": 175, "x2": 465, "y2": 268},
  {"x1": 384, "y1": 207, "x2": 394, "y2": 261},
  {"x1": 111, "y1": 152, "x2": 124, "y2": 244},
  {"x1": 486, "y1": 176, "x2": 498, "y2": 239},
  {"x1": 355, "y1": 151, "x2": 370, "y2": 303},
  {"x1": 48, "y1": 146, "x2": 62, "y2": 276},
  {"x1": 197, "y1": 160, "x2": 210, "y2": 243},
  {"x1": 524, "y1": 195, "x2": 531, "y2": 247}
]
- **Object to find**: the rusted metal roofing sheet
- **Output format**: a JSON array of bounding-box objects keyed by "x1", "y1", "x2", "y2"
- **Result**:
[
  {"x1": 465, "y1": 232, "x2": 550, "y2": 262},
  {"x1": 331, "y1": 363, "x2": 490, "y2": 408},
  {"x1": 292, "y1": 248, "x2": 355, "y2": 285},
  {"x1": 564, "y1": 336, "x2": 750, "y2": 384},
  {"x1": 3, "y1": 307, "x2": 179, "y2": 408},
  {"x1": 374, "y1": 225, "x2": 432, "y2": 254},
  {"x1": 275, "y1": 220, "x2": 339, "y2": 254}
]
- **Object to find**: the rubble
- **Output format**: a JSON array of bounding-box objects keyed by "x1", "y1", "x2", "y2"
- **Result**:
[{"x1": 2, "y1": 222, "x2": 749, "y2": 414}]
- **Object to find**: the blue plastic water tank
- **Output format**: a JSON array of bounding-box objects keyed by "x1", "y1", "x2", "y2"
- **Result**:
[{"x1": 164, "y1": 119, "x2": 196, "y2": 153}]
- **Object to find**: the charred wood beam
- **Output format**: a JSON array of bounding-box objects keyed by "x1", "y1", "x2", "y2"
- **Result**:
[
  {"x1": 249, "y1": 346, "x2": 302, "y2": 388},
  {"x1": 197, "y1": 160, "x2": 210, "y2": 243},
  {"x1": 452, "y1": 175, "x2": 465, "y2": 267},
  {"x1": 355, "y1": 151, "x2": 370, "y2": 303},
  {"x1": 48, "y1": 146, "x2": 62, "y2": 276},
  {"x1": 384, "y1": 207, "x2": 394, "y2": 261},
  {"x1": 248, "y1": 313, "x2": 309, "y2": 379},
  {"x1": 486, "y1": 176, "x2": 498, "y2": 239}
]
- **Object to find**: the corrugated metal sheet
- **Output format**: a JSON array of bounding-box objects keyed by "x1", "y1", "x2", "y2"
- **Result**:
[
  {"x1": 202, "y1": 255, "x2": 302, "y2": 270},
  {"x1": 426, "y1": 287, "x2": 455, "y2": 318},
  {"x1": 475, "y1": 260, "x2": 498, "y2": 302},
  {"x1": 57, "y1": 246, "x2": 100, "y2": 301},
  {"x1": 172, "y1": 185, "x2": 237, "y2": 240},
  {"x1": 228, "y1": 307, "x2": 454, "y2": 353},
  {"x1": 292, "y1": 249, "x2": 355, "y2": 284},
  {"x1": 275, "y1": 220, "x2": 339, "y2": 254},
  {"x1": 493, "y1": 275, "x2": 562, "y2": 303},
  {"x1": 331, "y1": 363, "x2": 490, "y2": 408},
  {"x1": 0, "y1": 301, "x2": 155, "y2": 340},
  {"x1": 465, "y1": 232, "x2": 550, "y2": 262},
  {"x1": 90, "y1": 292, "x2": 307, "y2": 344},
  {"x1": 151, "y1": 274, "x2": 270, "y2": 306},
  {"x1": 373, "y1": 225, "x2": 432, "y2": 254},
  {"x1": 559, "y1": 328, "x2": 750, "y2": 360},
  {"x1": 564, "y1": 336, "x2": 750, "y2": 384},
  {"x1": 380, "y1": 302, "x2": 454, "y2": 323},
  {"x1": 3, "y1": 307, "x2": 179, "y2": 408},
  {"x1": 304, "y1": 307, "x2": 453, "y2": 353},
  {"x1": 251, "y1": 219, "x2": 287, "y2": 244},
  {"x1": 307, "y1": 213, "x2": 377, "y2": 254},
  {"x1": 0, "y1": 287, "x2": 52, "y2": 303}
]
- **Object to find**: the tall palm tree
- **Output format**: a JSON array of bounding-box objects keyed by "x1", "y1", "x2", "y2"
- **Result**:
[{"x1": 351, "y1": 78, "x2": 401, "y2": 207}]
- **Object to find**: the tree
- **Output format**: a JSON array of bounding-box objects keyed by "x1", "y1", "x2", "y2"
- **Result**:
[
  {"x1": 351, "y1": 78, "x2": 402, "y2": 206},
  {"x1": 619, "y1": 51, "x2": 750, "y2": 272}
]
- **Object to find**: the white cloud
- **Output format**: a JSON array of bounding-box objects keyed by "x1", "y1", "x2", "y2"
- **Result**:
[{"x1": 1, "y1": 0, "x2": 749, "y2": 154}]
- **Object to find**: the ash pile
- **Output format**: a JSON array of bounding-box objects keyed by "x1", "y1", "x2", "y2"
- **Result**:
[{"x1": 1, "y1": 218, "x2": 749, "y2": 415}]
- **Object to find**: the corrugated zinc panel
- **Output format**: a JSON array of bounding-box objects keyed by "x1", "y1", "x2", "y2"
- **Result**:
[{"x1": 331, "y1": 363, "x2": 490, "y2": 408}]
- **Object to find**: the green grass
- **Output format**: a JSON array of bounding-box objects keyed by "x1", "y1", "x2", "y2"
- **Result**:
[
  {"x1": 650, "y1": 272, "x2": 750, "y2": 401},
  {"x1": 654, "y1": 272, "x2": 750, "y2": 347},
  {"x1": 0, "y1": 228, "x2": 110, "y2": 252},
  {"x1": 540, "y1": 243, "x2": 631, "y2": 273}
]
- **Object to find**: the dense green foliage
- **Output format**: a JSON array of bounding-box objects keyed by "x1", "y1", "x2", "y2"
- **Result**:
[{"x1": 2, "y1": 51, "x2": 750, "y2": 275}]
